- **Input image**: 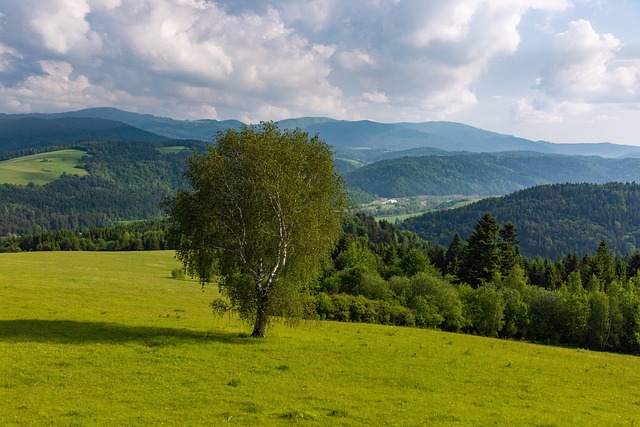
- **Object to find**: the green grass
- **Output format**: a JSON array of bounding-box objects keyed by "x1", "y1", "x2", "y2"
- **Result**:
[
  {"x1": 0, "y1": 149, "x2": 88, "y2": 185},
  {"x1": 157, "y1": 145, "x2": 189, "y2": 154},
  {"x1": 1, "y1": 251, "x2": 640, "y2": 426},
  {"x1": 375, "y1": 212, "x2": 425, "y2": 222}
]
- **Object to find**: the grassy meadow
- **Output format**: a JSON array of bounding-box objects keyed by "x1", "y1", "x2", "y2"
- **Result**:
[
  {"x1": 0, "y1": 149, "x2": 88, "y2": 185},
  {"x1": 1, "y1": 251, "x2": 639, "y2": 426},
  {"x1": 157, "y1": 145, "x2": 190, "y2": 154}
]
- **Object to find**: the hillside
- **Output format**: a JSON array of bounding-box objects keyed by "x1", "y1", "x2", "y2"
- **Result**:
[
  {"x1": 344, "y1": 152, "x2": 640, "y2": 197},
  {"x1": 0, "y1": 117, "x2": 167, "y2": 151},
  {"x1": 0, "y1": 149, "x2": 89, "y2": 185},
  {"x1": 0, "y1": 140, "x2": 207, "y2": 234},
  {"x1": 1, "y1": 250, "x2": 639, "y2": 425},
  {"x1": 401, "y1": 182, "x2": 640, "y2": 258}
]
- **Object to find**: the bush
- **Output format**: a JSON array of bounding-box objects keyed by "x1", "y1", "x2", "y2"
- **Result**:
[{"x1": 171, "y1": 268, "x2": 185, "y2": 279}]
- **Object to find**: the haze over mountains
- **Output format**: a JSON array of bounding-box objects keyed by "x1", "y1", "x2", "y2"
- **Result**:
[{"x1": 3, "y1": 107, "x2": 640, "y2": 159}]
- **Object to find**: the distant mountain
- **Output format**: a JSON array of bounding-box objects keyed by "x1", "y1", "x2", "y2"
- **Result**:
[
  {"x1": 0, "y1": 108, "x2": 243, "y2": 142},
  {"x1": 3, "y1": 108, "x2": 639, "y2": 159},
  {"x1": 280, "y1": 118, "x2": 640, "y2": 159},
  {"x1": 344, "y1": 152, "x2": 640, "y2": 197},
  {"x1": 0, "y1": 117, "x2": 167, "y2": 151},
  {"x1": 401, "y1": 182, "x2": 640, "y2": 258}
]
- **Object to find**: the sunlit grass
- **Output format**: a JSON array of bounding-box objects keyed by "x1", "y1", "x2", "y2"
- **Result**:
[
  {"x1": 1, "y1": 251, "x2": 639, "y2": 425},
  {"x1": 0, "y1": 149, "x2": 88, "y2": 185},
  {"x1": 375, "y1": 211, "x2": 424, "y2": 222},
  {"x1": 157, "y1": 145, "x2": 189, "y2": 154}
]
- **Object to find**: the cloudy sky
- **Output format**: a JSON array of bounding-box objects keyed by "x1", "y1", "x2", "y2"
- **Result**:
[{"x1": 1, "y1": 0, "x2": 639, "y2": 145}]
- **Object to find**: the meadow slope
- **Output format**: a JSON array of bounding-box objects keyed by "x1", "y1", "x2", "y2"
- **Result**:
[
  {"x1": 0, "y1": 149, "x2": 88, "y2": 186},
  {"x1": 0, "y1": 251, "x2": 638, "y2": 426}
]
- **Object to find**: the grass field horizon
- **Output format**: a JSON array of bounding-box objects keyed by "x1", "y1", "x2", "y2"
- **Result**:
[
  {"x1": 1, "y1": 251, "x2": 639, "y2": 425},
  {"x1": 0, "y1": 149, "x2": 88, "y2": 185}
]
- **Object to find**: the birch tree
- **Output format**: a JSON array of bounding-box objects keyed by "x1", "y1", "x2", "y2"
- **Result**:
[{"x1": 166, "y1": 122, "x2": 346, "y2": 337}]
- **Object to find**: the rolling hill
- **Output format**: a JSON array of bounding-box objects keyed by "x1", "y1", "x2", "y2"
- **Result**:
[
  {"x1": 400, "y1": 182, "x2": 640, "y2": 258},
  {"x1": 344, "y1": 152, "x2": 640, "y2": 197},
  {"x1": 0, "y1": 139, "x2": 207, "y2": 234}
]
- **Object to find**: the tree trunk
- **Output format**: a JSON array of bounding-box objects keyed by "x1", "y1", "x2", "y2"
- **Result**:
[
  {"x1": 251, "y1": 307, "x2": 267, "y2": 337},
  {"x1": 251, "y1": 292, "x2": 269, "y2": 338}
]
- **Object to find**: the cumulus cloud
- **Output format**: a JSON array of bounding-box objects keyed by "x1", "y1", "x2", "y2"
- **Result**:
[
  {"x1": 539, "y1": 19, "x2": 640, "y2": 102},
  {"x1": 0, "y1": 0, "x2": 571, "y2": 122},
  {"x1": 28, "y1": 0, "x2": 102, "y2": 56},
  {"x1": 513, "y1": 18, "x2": 640, "y2": 125}
]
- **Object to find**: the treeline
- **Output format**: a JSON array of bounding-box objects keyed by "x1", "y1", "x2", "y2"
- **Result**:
[
  {"x1": 0, "y1": 219, "x2": 173, "y2": 252},
  {"x1": 402, "y1": 182, "x2": 640, "y2": 259},
  {"x1": 316, "y1": 213, "x2": 640, "y2": 355},
  {"x1": 5, "y1": 211, "x2": 640, "y2": 355},
  {"x1": 0, "y1": 140, "x2": 207, "y2": 234}
]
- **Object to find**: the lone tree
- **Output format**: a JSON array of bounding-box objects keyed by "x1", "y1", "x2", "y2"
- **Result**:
[{"x1": 165, "y1": 122, "x2": 346, "y2": 337}]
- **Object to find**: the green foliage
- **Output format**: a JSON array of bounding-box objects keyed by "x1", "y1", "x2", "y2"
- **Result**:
[
  {"x1": 166, "y1": 123, "x2": 346, "y2": 337},
  {"x1": 171, "y1": 268, "x2": 185, "y2": 280},
  {"x1": 525, "y1": 286, "x2": 566, "y2": 344},
  {"x1": 0, "y1": 219, "x2": 173, "y2": 252},
  {"x1": 460, "y1": 284, "x2": 506, "y2": 337},
  {"x1": 458, "y1": 213, "x2": 501, "y2": 287},
  {"x1": 399, "y1": 248, "x2": 432, "y2": 277},
  {"x1": 408, "y1": 273, "x2": 463, "y2": 331},
  {"x1": 315, "y1": 292, "x2": 411, "y2": 326}
]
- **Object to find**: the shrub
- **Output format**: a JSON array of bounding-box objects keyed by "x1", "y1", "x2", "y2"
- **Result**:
[{"x1": 171, "y1": 268, "x2": 185, "y2": 279}]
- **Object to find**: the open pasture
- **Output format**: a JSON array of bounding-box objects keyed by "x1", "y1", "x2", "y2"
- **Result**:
[
  {"x1": 0, "y1": 149, "x2": 88, "y2": 185},
  {"x1": 1, "y1": 251, "x2": 639, "y2": 426}
]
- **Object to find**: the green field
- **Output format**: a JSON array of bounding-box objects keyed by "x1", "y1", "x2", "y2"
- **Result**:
[
  {"x1": 375, "y1": 212, "x2": 425, "y2": 223},
  {"x1": 157, "y1": 145, "x2": 190, "y2": 154},
  {"x1": 0, "y1": 149, "x2": 88, "y2": 185},
  {"x1": 1, "y1": 251, "x2": 639, "y2": 426}
]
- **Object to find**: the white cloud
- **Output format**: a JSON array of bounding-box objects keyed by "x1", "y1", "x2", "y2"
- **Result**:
[
  {"x1": 363, "y1": 91, "x2": 388, "y2": 103},
  {"x1": 337, "y1": 50, "x2": 375, "y2": 70},
  {"x1": 514, "y1": 19, "x2": 640, "y2": 125},
  {"x1": 539, "y1": 19, "x2": 640, "y2": 102},
  {"x1": 28, "y1": 0, "x2": 103, "y2": 55},
  {"x1": 0, "y1": 0, "x2": 575, "y2": 123}
]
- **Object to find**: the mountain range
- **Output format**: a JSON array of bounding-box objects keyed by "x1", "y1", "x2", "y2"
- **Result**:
[
  {"x1": 4, "y1": 108, "x2": 640, "y2": 258},
  {"x1": 3, "y1": 107, "x2": 640, "y2": 160}
]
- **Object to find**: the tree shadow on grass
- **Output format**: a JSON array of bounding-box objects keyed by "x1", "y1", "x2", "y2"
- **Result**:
[{"x1": 0, "y1": 319, "x2": 259, "y2": 346}]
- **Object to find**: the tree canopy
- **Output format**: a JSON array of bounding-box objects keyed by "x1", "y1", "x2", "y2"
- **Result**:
[{"x1": 165, "y1": 122, "x2": 346, "y2": 337}]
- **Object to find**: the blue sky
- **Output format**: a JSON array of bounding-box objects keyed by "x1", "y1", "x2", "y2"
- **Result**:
[{"x1": 1, "y1": 0, "x2": 639, "y2": 145}]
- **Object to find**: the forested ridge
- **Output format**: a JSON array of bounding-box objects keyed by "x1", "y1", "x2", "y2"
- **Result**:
[
  {"x1": 344, "y1": 152, "x2": 640, "y2": 197},
  {"x1": 3, "y1": 140, "x2": 640, "y2": 261},
  {"x1": 402, "y1": 182, "x2": 640, "y2": 258},
  {"x1": 0, "y1": 140, "x2": 207, "y2": 234}
]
